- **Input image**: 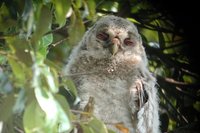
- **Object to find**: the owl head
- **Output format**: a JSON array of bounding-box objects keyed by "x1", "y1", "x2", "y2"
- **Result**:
[{"x1": 81, "y1": 15, "x2": 147, "y2": 65}]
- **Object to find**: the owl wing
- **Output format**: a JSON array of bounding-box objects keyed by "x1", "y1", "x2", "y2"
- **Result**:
[{"x1": 129, "y1": 73, "x2": 160, "y2": 133}]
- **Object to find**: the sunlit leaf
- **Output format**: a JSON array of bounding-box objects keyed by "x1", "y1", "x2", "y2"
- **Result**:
[
  {"x1": 75, "y1": 0, "x2": 83, "y2": 8},
  {"x1": 97, "y1": 1, "x2": 118, "y2": 12},
  {"x1": 37, "y1": 34, "x2": 53, "y2": 61},
  {"x1": 53, "y1": 0, "x2": 71, "y2": 26},
  {"x1": 43, "y1": 67, "x2": 58, "y2": 93},
  {"x1": 32, "y1": 63, "x2": 72, "y2": 132},
  {"x1": 55, "y1": 94, "x2": 72, "y2": 120},
  {"x1": 23, "y1": 100, "x2": 46, "y2": 133},
  {"x1": 41, "y1": 33, "x2": 53, "y2": 47},
  {"x1": 140, "y1": 28, "x2": 158, "y2": 42},
  {"x1": 55, "y1": 94, "x2": 73, "y2": 133},
  {"x1": 84, "y1": 0, "x2": 96, "y2": 19}
]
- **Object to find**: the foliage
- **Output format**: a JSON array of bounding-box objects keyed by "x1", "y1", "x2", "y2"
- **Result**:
[{"x1": 0, "y1": 0, "x2": 199, "y2": 133}]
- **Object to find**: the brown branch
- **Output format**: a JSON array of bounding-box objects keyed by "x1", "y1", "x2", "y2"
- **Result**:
[
  {"x1": 50, "y1": 38, "x2": 68, "y2": 47},
  {"x1": 156, "y1": 75, "x2": 200, "y2": 101},
  {"x1": 157, "y1": 75, "x2": 200, "y2": 89}
]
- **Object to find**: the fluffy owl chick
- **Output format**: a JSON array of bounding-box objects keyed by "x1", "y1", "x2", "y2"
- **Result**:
[{"x1": 64, "y1": 15, "x2": 160, "y2": 133}]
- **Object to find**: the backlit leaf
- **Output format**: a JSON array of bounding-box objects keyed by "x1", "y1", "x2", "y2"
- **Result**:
[
  {"x1": 0, "y1": 94, "x2": 15, "y2": 121},
  {"x1": 68, "y1": 10, "x2": 85, "y2": 46},
  {"x1": 157, "y1": 25, "x2": 165, "y2": 49},
  {"x1": 62, "y1": 78, "x2": 78, "y2": 98},
  {"x1": 32, "y1": 63, "x2": 71, "y2": 132},
  {"x1": 37, "y1": 34, "x2": 53, "y2": 62},
  {"x1": 23, "y1": 100, "x2": 46, "y2": 133},
  {"x1": 81, "y1": 124, "x2": 95, "y2": 133},
  {"x1": 7, "y1": 56, "x2": 26, "y2": 86},
  {"x1": 0, "y1": 3, "x2": 17, "y2": 32},
  {"x1": 7, "y1": 37, "x2": 32, "y2": 66},
  {"x1": 32, "y1": 5, "x2": 52, "y2": 45},
  {"x1": 87, "y1": 117, "x2": 108, "y2": 133}
]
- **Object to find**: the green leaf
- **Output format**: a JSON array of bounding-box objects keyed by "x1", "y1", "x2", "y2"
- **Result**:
[
  {"x1": 55, "y1": 94, "x2": 72, "y2": 119},
  {"x1": 23, "y1": 100, "x2": 46, "y2": 133},
  {"x1": 53, "y1": 0, "x2": 71, "y2": 26},
  {"x1": 0, "y1": 3, "x2": 17, "y2": 32},
  {"x1": 108, "y1": 129, "x2": 116, "y2": 133},
  {"x1": 32, "y1": 5, "x2": 52, "y2": 45},
  {"x1": 7, "y1": 37, "x2": 33, "y2": 66},
  {"x1": 34, "y1": 83, "x2": 59, "y2": 132},
  {"x1": 37, "y1": 34, "x2": 53, "y2": 61},
  {"x1": 55, "y1": 94, "x2": 73, "y2": 133},
  {"x1": 68, "y1": 10, "x2": 85, "y2": 46},
  {"x1": 81, "y1": 124, "x2": 95, "y2": 133},
  {"x1": 7, "y1": 56, "x2": 26, "y2": 86},
  {"x1": 32, "y1": 63, "x2": 72, "y2": 132},
  {"x1": 41, "y1": 33, "x2": 53, "y2": 47},
  {"x1": 0, "y1": 94, "x2": 15, "y2": 121},
  {"x1": 43, "y1": 67, "x2": 58, "y2": 93},
  {"x1": 75, "y1": 0, "x2": 83, "y2": 8},
  {"x1": 84, "y1": 0, "x2": 96, "y2": 19},
  {"x1": 87, "y1": 117, "x2": 108, "y2": 133},
  {"x1": 62, "y1": 78, "x2": 78, "y2": 98},
  {"x1": 157, "y1": 22, "x2": 165, "y2": 49},
  {"x1": 34, "y1": 86, "x2": 72, "y2": 132},
  {"x1": 13, "y1": 89, "x2": 26, "y2": 114},
  {"x1": 140, "y1": 28, "x2": 158, "y2": 42}
]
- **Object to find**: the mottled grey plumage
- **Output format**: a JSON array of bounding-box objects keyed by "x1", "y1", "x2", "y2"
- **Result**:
[{"x1": 64, "y1": 15, "x2": 160, "y2": 133}]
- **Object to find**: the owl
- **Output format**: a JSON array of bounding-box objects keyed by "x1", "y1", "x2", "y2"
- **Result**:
[{"x1": 64, "y1": 15, "x2": 160, "y2": 133}]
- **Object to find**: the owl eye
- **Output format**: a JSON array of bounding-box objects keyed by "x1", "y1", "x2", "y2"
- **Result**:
[
  {"x1": 96, "y1": 32, "x2": 109, "y2": 41},
  {"x1": 124, "y1": 38, "x2": 135, "y2": 46}
]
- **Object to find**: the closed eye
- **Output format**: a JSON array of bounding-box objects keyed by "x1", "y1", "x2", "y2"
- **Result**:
[
  {"x1": 96, "y1": 32, "x2": 109, "y2": 41},
  {"x1": 124, "y1": 38, "x2": 135, "y2": 46}
]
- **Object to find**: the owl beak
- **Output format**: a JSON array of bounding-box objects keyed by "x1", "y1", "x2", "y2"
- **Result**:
[
  {"x1": 109, "y1": 38, "x2": 120, "y2": 55},
  {"x1": 109, "y1": 43, "x2": 119, "y2": 55}
]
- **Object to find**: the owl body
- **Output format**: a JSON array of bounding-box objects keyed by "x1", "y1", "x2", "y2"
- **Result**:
[{"x1": 65, "y1": 16, "x2": 160, "y2": 133}]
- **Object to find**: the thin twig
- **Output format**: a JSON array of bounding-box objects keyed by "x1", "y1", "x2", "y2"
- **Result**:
[
  {"x1": 159, "y1": 88, "x2": 189, "y2": 124},
  {"x1": 14, "y1": 127, "x2": 24, "y2": 133},
  {"x1": 48, "y1": 38, "x2": 68, "y2": 50},
  {"x1": 70, "y1": 109, "x2": 91, "y2": 115}
]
